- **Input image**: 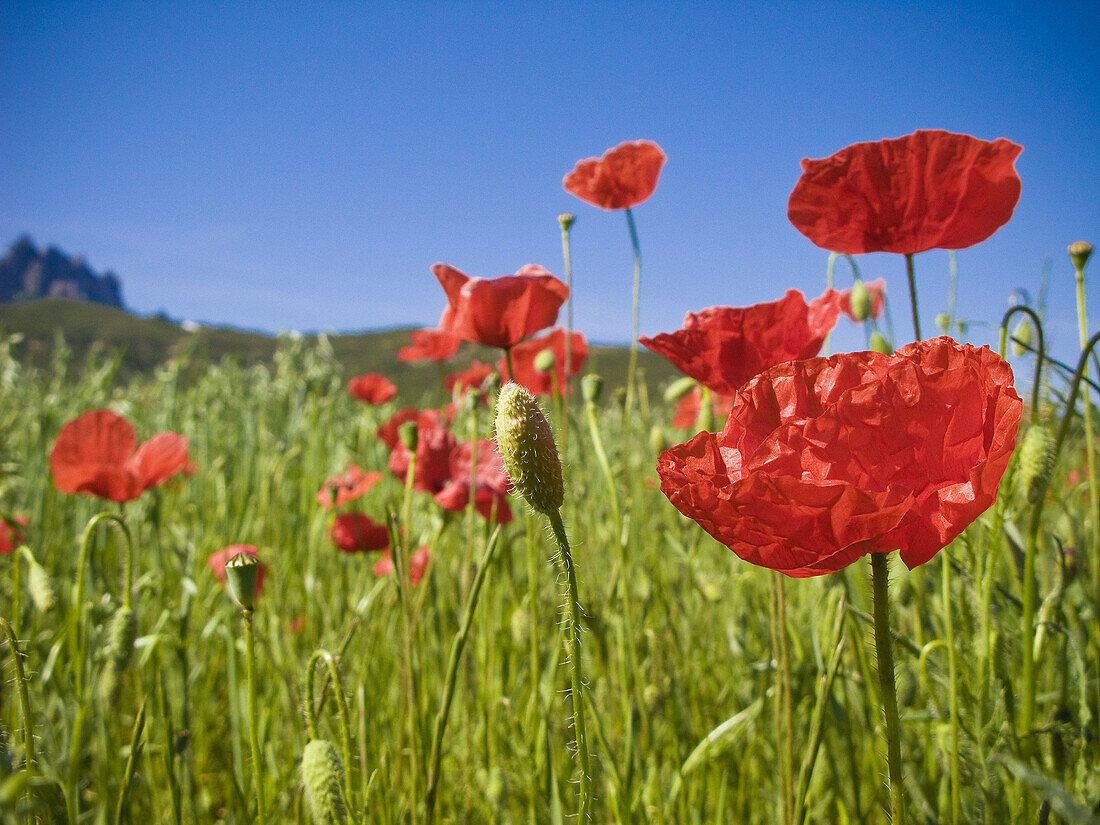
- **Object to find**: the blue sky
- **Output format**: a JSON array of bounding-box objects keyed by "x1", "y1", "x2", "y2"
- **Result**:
[{"x1": 2, "y1": 1, "x2": 1097, "y2": 366}]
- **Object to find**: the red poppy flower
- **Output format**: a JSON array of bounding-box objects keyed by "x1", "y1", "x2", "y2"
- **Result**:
[
  {"x1": 316, "y1": 464, "x2": 383, "y2": 510},
  {"x1": 376, "y1": 408, "x2": 449, "y2": 451},
  {"x1": 433, "y1": 263, "x2": 569, "y2": 350},
  {"x1": 50, "y1": 409, "x2": 191, "y2": 503},
  {"x1": 839, "y1": 278, "x2": 887, "y2": 323},
  {"x1": 388, "y1": 424, "x2": 457, "y2": 494},
  {"x1": 328, "y1": 512, "x2": 390, "y2": 554},
  {"x1": 208, "y1": 545, "x2": 267, "y2": 598},
  {"x1": 0, "y1": 516, "x2": 28, "y2": 554},
  {"x1": 787, "y1": 130, "x2": 1023, "y2": 255},
  {"x1": 640, "y1": 289, "x2": 842, "y2": 397},
  {"x1": 347, "y1": 373, "x2": 398, "y2": 405},
  {"x1": 657, "y1": 337, "x2": 1021, "y2": 577},
  {"x1": 399, "y1": 328, "x2": 460, "y2": 362},
  {"x1": 563, "y1": 140, "x2": 667, "y2": 210},
  {"x1": 444, "y1": 360, "x2": 494, "y2": 398},
  {"x1": 499, "y1": 328, "x2": 588, "y2": 395},
  {"x1": 433, "y1": 439, "x2": 514, "y2": 523},
  {"x1": 373, "y1": 545, "x2": 431, "y2": 586},
  {"x1": 671, "y1": 387, "x2": 735, "y2": 431}
]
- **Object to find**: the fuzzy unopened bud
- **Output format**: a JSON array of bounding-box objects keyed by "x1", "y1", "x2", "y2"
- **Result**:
[
  {"x1": 1011, "y1": 319, "x2": 1033, "y2": 356},
  {"x1": 580, "y1": 374, "x2": 603, "y2": 405},
  {"x1": 495, "y1": 383, "x2": 564, "y2": 515},
  {"x1": 1068, "y1": 241, "x2": 1093, "y2": 272},
  {"x1": 24, "y1": 551, "x2": 57, "y2": 612},
  {"x1": 848, "y1": 279, "x2": 872, "y2": 321},
  {"x1": 870, "y1": 331, "x2": 893, "y2": 355},
  {"x1": 534, "y1": 348, "x2": 556, "y2": 373},
  {"x1": 1017, "y1": 425, "x2": 1056, "y2": 503},
  {"x1": 301, "y1": 739, "x2": 348, "y2": 824},
  {"x1": 100, "y1": 606, "x2": 137, "y2": 703},
  {"x1": 663, "y1": 375, "x2": 697, "y2": 404},
  {"x1": 226, "y1": 552, "x2": 260, "y2": 610}
]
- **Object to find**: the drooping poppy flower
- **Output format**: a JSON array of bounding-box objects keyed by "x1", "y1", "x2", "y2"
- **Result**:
[
  {"x1": 839, "y1": 278, "x2": 887, "y2": 323},
  {"x1": 347, "y1": 373, "x2": 398, "y2": 405},
  {"x1": 316, "y1": 464, "x2": 383, "y2": 510},
  {"x1": 499, "y1": 328, "x2": 588, "y2": 395},
  {"x1": 0, "y1": 516, "x2": 28, "y2": 554},
  {"x1": 657, "y1": 337, "x2": 1021, "y2": 577},
  {"x1": 328, "y1": 512, "x2": 390, "y2": 554},
  {"x1": 373, "y1": 545, "x2": 431, "y2": 586},
  {"x1": 563, "y1": 140, "x2": 667, "y2": 211},
  {"x1": 208, "y1": 544, "x2": 267, "y2": 598},
  {"x1": 444, "y1": 360, "x2": 494, "y2": 398},
  {"x1": 433, "y1": 263, "x2": 569, "y2": 350},
  {"x1": 640, "y1": 289, "x2": 843, "y2": 397},
  {"x1": 388, "y1": 423, "x2": 457, "y2": 494},
  {"x1": 398, "y1": 328, "x2": 460, "y2": 362},
  {"x1": 50, "y1": 409, "x2": 191, "y2": 503},
  {"x1": 787, "y1": 130, "x2": 1023, "y2": 255},
  {"x1": 376, "y1": 408, "x2": 449, "y2": 451},
  {"x1": 671, "y1": 387, "x2": 735, "y2": 431},
  {"x1": 434, "y1": 439, "x2": 514, "y2": 523}
]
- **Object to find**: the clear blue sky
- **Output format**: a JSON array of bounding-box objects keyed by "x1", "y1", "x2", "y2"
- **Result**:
[{"x1": 2, "y1": 1, "x2": 1097, "y2": 366}]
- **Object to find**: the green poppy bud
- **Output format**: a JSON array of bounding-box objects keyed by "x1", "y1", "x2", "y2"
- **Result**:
[
  {"x1": 100, "y1": 606, "x2": 138, "y2": 703},
  {"x1": 24, "y1": 550, "x2": 57, "y2": 613},
  {"x1": 1011, "y1": 319, "x2": 1033, "y2": 356},
  {"x1": 495, "y1": 383, "x2": 564, "y2": 516},
  {"x1": 1068, "y1": 240, "x2": 1093, "y2": 272},
  {"x1": 226, "y1": 552, "x2": 261, "y2": 610},
  {"x1": 558, "y1": 213, "x2": 575, "y2": 232},
  {"x1": 870, "y1": 331, "x2": 893, "y2": 355},
  {"x1": 1017, "y1": 425, "x2": 1056, "y2": 504},
  {"x1": 663, "y1": 375, "x2": 697, "y2": 404},
  {"x1": 534, "y1": 348, "x2": 556, "y2": 373},
  {"x1": 398, "y1": 421, "x2": 418, "y2": 451},
  {"x1": 301, "y1": 739, "x2": 348, "y2": 825},
  {"x1": 580, "y1": 374, "x2": 603, "y2": 404},
  {"x1": 848, "y1": 279, "x2": 872, "y2": 321}
]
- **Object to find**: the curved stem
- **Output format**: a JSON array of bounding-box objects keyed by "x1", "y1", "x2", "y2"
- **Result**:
[
  {"x1": 306, "y1": 650, "x2": 355, "y2": 810},
  {"x1": 547, "y1": 509, "x2": 591, "y2": 822},
  {"x1": 999, "y1": 305, "x2": 1046, "y2": 422},
  {"x1": 870, "y1": 553, "x2": 905, "y2": 824},
  {"x1": 424, "y1": 528, "x2": 502, "y2": 825},
  {"x1": 905, "y1": 253, "x2": 921, "y2": 342}
]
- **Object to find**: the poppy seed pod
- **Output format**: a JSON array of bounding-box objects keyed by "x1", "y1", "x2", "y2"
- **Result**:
[
  {"x1": 495, "y1": 383, "x2": 564, "y2": 515},
  {"x1": 301, "y1": 739, "x2": 348, "y2": 824},
  {"x1": 225, "y1": 552, "x2": 261, "y2": 610},
  {"x1": 1068, "y1": 241, "x2": 1093, "y2": 271},
  {"x1": 558, "y1": 213, "x2": 575, "y2": 231},
  {"x1": 848, "y1": 279, "x2": 872, "y2": 321},
  {"x1": 581, "y1": 374, "x2": 603, "y2": 405}
]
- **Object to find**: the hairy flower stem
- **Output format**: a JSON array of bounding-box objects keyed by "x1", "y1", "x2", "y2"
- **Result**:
[
  {"x1": 424, "y1": 528, "x2": 502, "y2": 825},
  {"x1": 306, "y1": 650, "x2": 356, "y2": 809},
  {"x1": 941, "y1": 557, "x2": 961, "y2": 824},
  {"x1": 243, "y1": 609, "x2": 266, "y2": 824},
  {"x1": 870, "y1": 553, "x2": 906, "y2": 825},
  {"x1": 1073, "y1": 266, "x2": 1100, "y2": 607},
  {"x1": 547, "y1": 509, "x2": 592, "y2": 822},
  {"x1": 0, "y1": 617, "x2": 35, "y2": 774},
  {"x1": 768, "y1": 574, "x2": 794, "y2": 825},
  {"x1": 905, "y1": 253, "x2": 921, "y2": 341}
]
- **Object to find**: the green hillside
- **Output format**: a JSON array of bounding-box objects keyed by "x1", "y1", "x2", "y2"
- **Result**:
[{"x1": 0, "y1": 297, "x2": 681, "y2": 402}]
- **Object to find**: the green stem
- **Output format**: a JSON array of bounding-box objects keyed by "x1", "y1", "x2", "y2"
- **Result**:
[
  {"x1": 560, "y1": 215, "x2": 574, "y2": 457},
  {"x1": 113, "y1": 699, "x2": 146, "y2": 825},
  {"x1": 998, "y1": 306, "x2": 1046, "y2": 423},
  {"x1": 547, "y1": 509, "x2": 592, "y2": 822},
  {"x1": 243, "y1": 609, "x2": 266, "y2": 824},
  {"x1": 424, "y1": 528, "x2": 502, "y2": 825},
  {"x1": 870, "y1": 553, "x2": 906, "y2": 824},
  {"x1": 623, "y1": 207, "x2": 642, "y2": 440},
  {"x1": 942, "y1": 557, "x2": 961, "y2": 824},
  {"x1": 0, "y1": 617, "x2": 35, "y2": 774},
  {"x1": 584, "y1": 400, "x2": 622, "y2": 530},
  {"x1": 306, "y1": 650, "x2": 356, "y2": 810},
  {"x1": 768, "y1": 574, "x2": 793, "y2": 825},
  {"x1": 905, "y1": 253, "x2": 921, "y2": 341},
  {"x1": 1074, "y1": 267, "x2": 1100, "y2": 612},
  {"x1": 504, "y1": 347, "x2": 515, "y2": 383}
]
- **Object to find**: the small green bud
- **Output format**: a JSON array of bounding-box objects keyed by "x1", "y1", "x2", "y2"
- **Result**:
[
  {"x1": 100, "y1": 606, "x2": 138, "y2": 703},
  {"x1": 848, "y1": 279, "x2": 872, "y2": 321},
  {"x1": 663, "y1": 375, "x2": 697, "y2": 403},
  {"x1": 935, "y1": 313, "x2": 951, "y2": 334},
  {"x1": 495, "y1": 383, "x2": 564, "y2": 515},
  {"x1": 1011, "y1": 319, "x2": 1033, "y2": 356},
  {"x1": 1017, "y1": 425, "x2": 1056, "y2": 503},
  {"x1": 533, "y1": 348, "x2": 556, "y2": 373},
  {"x1": 23, "y1": 550, "x2": 57, "y2": 612},
  {"x1": 580, "y1": 374, "x2": 603, "y2": 405},
  {"x1": 870, "y1": 331, "x2": 893, "y2": 355},
  {"x1": 398, "y1": 421, "x2": 418, "y2": 451},
  {"x1": 558, "y1": 213, "x2": 575, "y2": 232},
  {"x1": 301, "y1": 739, "x2": 348, "y2": 825},
  {"x1": 226, "y1": 552, "x2": 261, "y2": 610},
  {"x1": 1068, "y1": 240, "x2": 1093, "y2": 272}
]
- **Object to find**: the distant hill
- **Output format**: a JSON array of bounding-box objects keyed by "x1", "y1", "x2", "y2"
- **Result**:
[
  {"x1": 0, "y1": 236, "x2": 124, "y2": 307},
  {"x1": 0, "y1": 298, "x2": 681, "y2": 403}
]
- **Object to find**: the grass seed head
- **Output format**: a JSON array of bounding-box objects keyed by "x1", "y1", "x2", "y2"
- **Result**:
[
  {"x1": 495, "y1": 383, "x2": 563, "y2": 515},
  {"x1": 301, "y1": 739, "x2": 348, "y2": 825}
]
